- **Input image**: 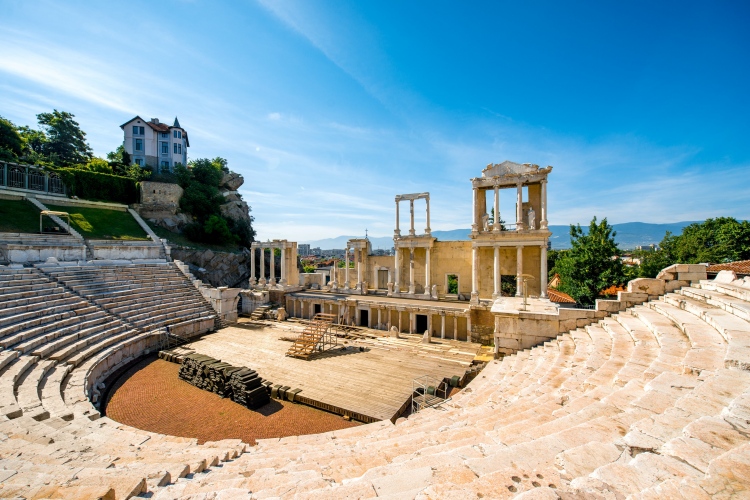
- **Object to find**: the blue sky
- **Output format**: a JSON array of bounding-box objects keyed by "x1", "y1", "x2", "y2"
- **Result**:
[{"x1": 1, "y1": 1, "x2": 748, "y2": 241}]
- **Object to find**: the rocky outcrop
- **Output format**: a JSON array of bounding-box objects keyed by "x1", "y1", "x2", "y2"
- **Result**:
[
  {"x1": 220, "y1": 172, "x2": 243, "y2": 191},
  {"x1": 219, "y1": 172, "x2": 253, "y2": 229},
  {"x1": 171, "y1": 247, "x2": 252, "y2": 288}
]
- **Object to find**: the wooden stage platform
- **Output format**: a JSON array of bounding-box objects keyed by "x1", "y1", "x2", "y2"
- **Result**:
[{"x1": 182, "y1": 323, "x2": 482, "y2": 422}]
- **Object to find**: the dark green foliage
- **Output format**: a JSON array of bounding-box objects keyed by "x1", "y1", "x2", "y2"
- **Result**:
[
  {"x1": 17, "y1": 125, "x2": 50, "y2": 165},
  {"x1": 36, "y1": 110, "x2": 92, "y2": 167},
  {"x1": 552, "y1": 217, "x2": 626, "y2": 305},
  {"x1": 226, "y1": 217, "x2": 255, "y2": 248},
  {"x1": 637, "y1": 217, "x2": 750, "y2": 278},
  {"x1": 501, "y1": 275, "x2": 517, "y2": 297},
  {"x1": 447, "y1": 274, "x2": 458, "y2": 294},
  {"x1": 190, "y1": 157, "x2": 224, "y2": 186},
  {"x1": 54, "y1": 168, "x2": 139, "y2": 204},
  {"x1": 0, "y1": 116, "x2": 24, "y2": 161},
  {"x1": 176, "y1": 157, "x2": 254, "y2": 248},
  {"x1": 180, "y1": 183, "x2": 224, "y2": 219}
]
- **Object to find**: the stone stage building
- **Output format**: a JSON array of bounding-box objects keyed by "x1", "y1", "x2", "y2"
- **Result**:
[{"x1": 248, "y1": 161, "x2": 655, "y2": 354}]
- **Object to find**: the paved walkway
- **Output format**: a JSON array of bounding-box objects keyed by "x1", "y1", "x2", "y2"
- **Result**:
[{"x1": 104, "y1": 357, "x2": 360, "y2": 445}]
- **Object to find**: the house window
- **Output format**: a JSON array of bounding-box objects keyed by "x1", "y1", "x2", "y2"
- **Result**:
[
  {"x1": 161, "y1": 142, "x2": 168, "y2": 154},
  {"x1": 135, "y1": 158, "x2": 143, "y2": 166},
  {"x1": 161, "y1": 160, "x2": 169, "y2": 168},
  {"x1": 173, "y1": 143, "x2": 177, "y2": 154},
  {"x1": 133, "y1": 126, "x2": 144, "y2": 135},
  {"x1": 174, "y1": 143, "x2": 181, "y2": 154},
  {"x1": 135, "y1": 138, "x2": 143, "y2": 151},
  {"x1": 173, "y1": 130, "x2": 178, "y2": 138},
  {"x1": 161, "y1": 133, "x2": 168, "y2": 138},
  {"x1": 178, "y1": 131, "x2": 182, "y2": 139}
]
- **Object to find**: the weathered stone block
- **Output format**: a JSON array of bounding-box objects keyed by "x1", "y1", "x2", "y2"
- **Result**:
[
  {"x1": 715, "y1": 270, "x2": 738, "y2": 284},
  {"x1": 678, "y1": 272, "x2": 707, "y2": 282},
  {"x1": 617, "y1": 291, "x2": 648, "y2": 302},
  {"x1": 628, "y1": 278, "x2": 665, "y2": 296},
  {"x1": 595, "y1": 299, "x2": 623, "y2": 313},
  {"x1": 665, "y1": 280, "x2": 690, "y2": 293}
]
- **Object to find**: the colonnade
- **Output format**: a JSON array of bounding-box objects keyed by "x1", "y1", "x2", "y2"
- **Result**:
[
  {"x1": 287, "y1": 297, "x2": 473, "y2": 342},
  {"x1": 393, "y1": 245, "x2": 432, "y2": 296},
  {"x1": 394, "y1": 192, "x2": 430, "y2": 237},
  {"x1": 472, "y1": 179, "x2": 548, "y2": 234},
  {"x1": 250, "y1": 240, "x2": 293, "y2": 287},
  {"x1": 471, "y1": 243, "x2": 548, "y2": 302}
]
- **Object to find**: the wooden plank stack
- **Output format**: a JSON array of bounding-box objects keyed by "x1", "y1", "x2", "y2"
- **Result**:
[{"x1": 178, "y1": 354, "x2": 270, "y2": 409}]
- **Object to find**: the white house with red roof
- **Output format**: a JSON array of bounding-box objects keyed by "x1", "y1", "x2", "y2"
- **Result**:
[{"x1": 120, "y1": 116, "x2": 189, "y2": 173}]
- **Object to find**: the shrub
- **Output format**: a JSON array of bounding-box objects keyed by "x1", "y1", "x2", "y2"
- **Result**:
[{"x1": 54, "y1": 168, "x2": 139, "y2": 204}]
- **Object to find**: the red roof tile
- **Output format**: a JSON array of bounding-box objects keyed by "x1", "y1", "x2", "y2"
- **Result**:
[
  {"x1": 547, "y1": 288, "x2": 576, "y2": 303},
  {"x1": 707, "y1": 260, "x2": 750, "y2": 276}
]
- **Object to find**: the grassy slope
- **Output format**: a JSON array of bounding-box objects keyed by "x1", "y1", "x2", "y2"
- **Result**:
[
  {"x1": 45, "y1": 204, "x2": 149, "y2": 241},
  {"x1": 0, "y1": 199, "x2": 58, "y2": 233}
]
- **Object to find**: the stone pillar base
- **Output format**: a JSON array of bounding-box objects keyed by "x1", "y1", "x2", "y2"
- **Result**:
[{"x1": 470, "y1": 292, "x2": 480, "y2": 305}]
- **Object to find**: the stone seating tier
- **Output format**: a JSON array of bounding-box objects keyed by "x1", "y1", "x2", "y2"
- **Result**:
[{"x1": 0, "y1": 266, "x2": 748, "y2": 497}]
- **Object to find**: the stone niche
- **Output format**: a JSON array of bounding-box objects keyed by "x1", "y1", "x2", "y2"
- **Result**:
[{"x1": 134, "y1": 181, "x2": 187, "y2": 232}]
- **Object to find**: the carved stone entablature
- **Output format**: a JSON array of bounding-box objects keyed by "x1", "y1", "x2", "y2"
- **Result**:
[
  {"x1": 395, "y1": 192, "x2": 430, "y2": 202},
  {"x1": 394, "y1": 236, "x2": 436, "y2": 249},
  {"x1": 472, "y1": 161, "x2": 552, "y2": 189}
]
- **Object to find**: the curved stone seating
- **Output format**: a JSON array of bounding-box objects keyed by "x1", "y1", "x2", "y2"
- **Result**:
[
  {"x1": 0, "y1": 266, "x2": 749, "y2": 498},
  {"x1": 41, "y1": 264, "x2": 216, "y2": 334}
]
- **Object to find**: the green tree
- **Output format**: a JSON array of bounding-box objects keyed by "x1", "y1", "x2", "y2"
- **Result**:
[
  {"x1": 80, "y1": 157, "x2": 113, "y2": 174},
  {"x1": 668, "y1": 218, "x2": 750, "y2": 264},
  {"x1": 36, "y1": 110, "x2": 92, "y2": 166},
  {"x1": 16, "y1": 125, "x2": 49, "y2": 165},
  {"x1": 552, "y1": 217, "x2": 626, "y2": 305},
  {"x1": 0, "y1": 116, "x2": 24, "y2": 161},
  {"x1": 106, "y1": 145, "x2": 132, "y2": 176}
]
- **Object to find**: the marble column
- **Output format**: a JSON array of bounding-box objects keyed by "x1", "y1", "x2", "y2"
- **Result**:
[
  {"x1": 493, "y1": 185, "x2": 500, "y2": 232},
  {"x1": 398, "y1": 310, "x2": 403, "y2": 333},
  {"x1": 345, "y1": 246, "x2": 350, "y2": 289},
  {"x1": 466, "y1": 314, "x2": 472, "y2": 343},
  {"x1": 471, "y1": 187, "x2": 479, "y2": 234},
  {"x1": 394, "y1": 247, "x2": 401, "y2": 291},
  {"x1": 250, "y1": 246, "x2": 256, "y2": 285},
  {"x1": 425, "y1": 196, "x2": 431, "y2": 234},
  {"x1": 357, "y1": 249, "x2": 363, "y2": 286},
  {"x1": 424, "y1": 247, "x2": 431, "y2": 296},
  {"x1": 541, "y1": 244, "x2": 548, "y2": 299},
  {"x1": 541, "y1": 179, "x2": 548, "y2": 229},
  {"x1": 356, "y1": 308, "x2": 361, "y2": 326},
  {"x1": 409, "y1": 312, "x2": 415, "y2": 334},
  {"x1": 516, "y1": 245, "x2": 523, "y2": 296},
  {"x1": 270, "y1": 246, "x2": 276, "y2": 285},
  {"x1": 280, "y1": 245, "x2": 287, "y2": 285},
  {"x1": 259, "y1": 247, "x2": 266, "y2": 285},
  {"x1": 395, "y1": 199, "x2": 401, "y2": 237},
  {"x1": 493, "y1": 245, "x2": 501, "y2": 298},
  {"x1": 516, "y1": 182, "x2": 524, "y2": 231},
  {"x1": 440, "y1": 312, "x2": 446, "y2": 339},
  {"x1": 427, "y1": 313, "x2": 432, "y2": 336},
  {"x1": 367, "y1": 307, "x2": 372, "y2": 328},
  {"x1": 471, "y1": 246, "x2": 479, "y2": 303},
  {"x1": 453, "y1": 314, "x2": 458, "y2": 341},
  {"x1": 409, "y1": 199, "x2": 415, "y2": 236},
  {"x1": 408, "y1": 248, "x2": 416, "y2": 294}
]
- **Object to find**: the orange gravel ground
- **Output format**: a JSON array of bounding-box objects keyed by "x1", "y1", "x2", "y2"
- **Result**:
[{"x1": 105, "y1": 357, "x2": 360, "y2": 445}]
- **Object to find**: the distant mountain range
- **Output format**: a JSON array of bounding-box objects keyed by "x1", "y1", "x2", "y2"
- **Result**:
[{"x1": 301, "y1": 221, "x2": 700, "y2": 251}]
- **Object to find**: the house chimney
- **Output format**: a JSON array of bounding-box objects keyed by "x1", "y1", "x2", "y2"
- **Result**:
[{"x1": 150, "y1": 118, "x2": 159, "y2": 124}]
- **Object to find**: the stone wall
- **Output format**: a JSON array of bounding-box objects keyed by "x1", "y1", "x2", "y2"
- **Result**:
[{"x1": 171, "y1": 247, "x2": 252, "y2": 288}]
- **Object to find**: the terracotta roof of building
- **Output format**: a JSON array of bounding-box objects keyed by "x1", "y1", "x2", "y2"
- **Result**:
[
  {"x1": 707, "y1": 260, "x2": 750, "y2": 276},
  {"x1": 147, "y1": 121, "x2": 170, "y2": 133},
  {"x1": 547, "y1": 288, "x2": 576, "y2": 303}
]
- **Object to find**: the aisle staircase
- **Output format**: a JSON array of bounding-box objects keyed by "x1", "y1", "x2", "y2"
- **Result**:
[{"x1": 285, "y1": 313, "x2": 336, "y2": 359}]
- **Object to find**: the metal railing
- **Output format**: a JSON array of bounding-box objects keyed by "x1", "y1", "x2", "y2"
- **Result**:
[{"x1": 0, "y1": 162, "x2": 66, "y2": 196}]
